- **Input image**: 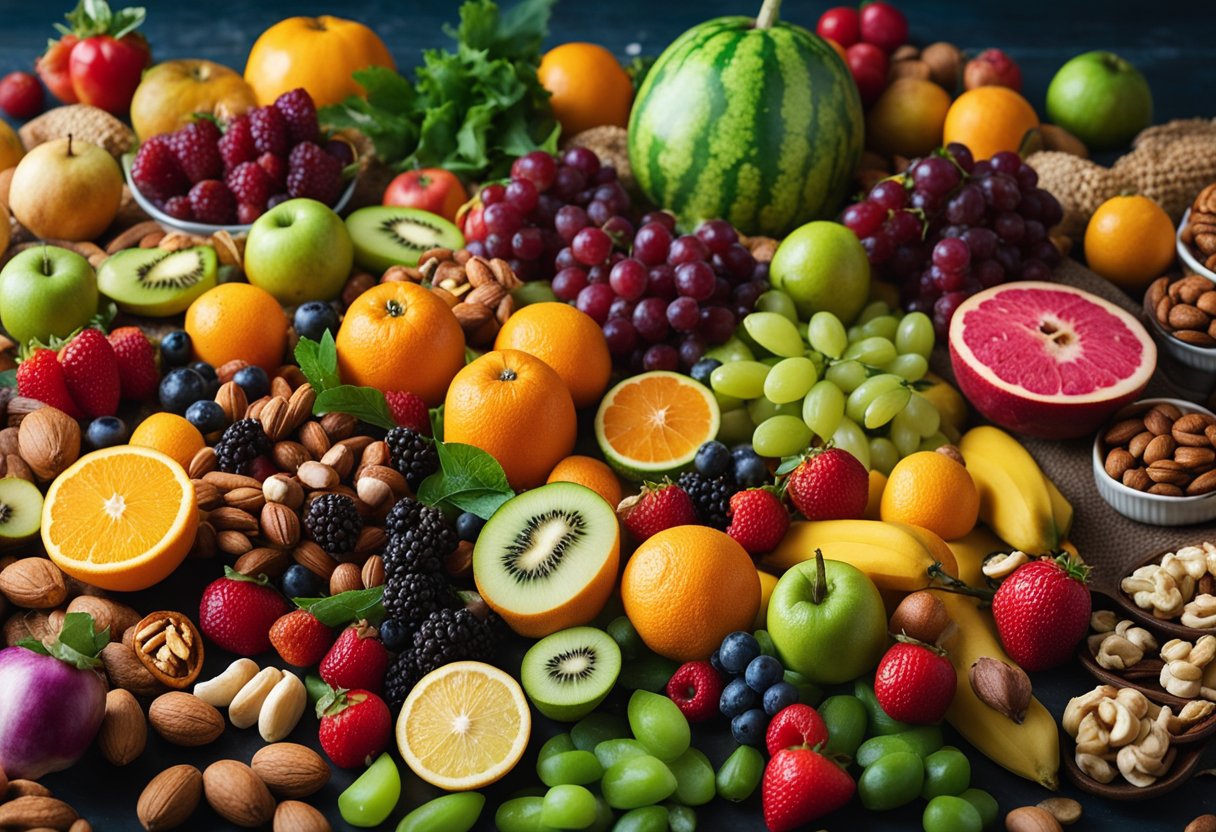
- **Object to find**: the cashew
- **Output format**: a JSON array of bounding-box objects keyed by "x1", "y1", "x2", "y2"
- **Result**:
[
  {"x1": 1064, "y1": 685, "x2": 1119, "y2": 736},
  {"x1": 193, "y1": 658, "x2": 260, "y2": 707},
  {"x1": 1090, "y1": 610, "x2": 1118, "y2": 633},
  {"x1": 1100, "y1": 700, "x2": 1138, "y2": 747},
  {"x1": 982, "y1": 550, "x2": 1029, "y2": 579},
  {"x1": 1114, "y1": 620, "x2": 1158, "y2": 652},
  {"x1": 1075, "y1": 713, "x2": 1110, "y2": 756},
  {"x1": 228, "y1": 666, "x2": 283, "y2": 729},
  {"x1": 1162, "y1": 660, "x2": 1202, "y2": 698},
  {"x1": 1166, "y1": 700, "x2": 1216, "y2": 733},
  {"x1": 1076, "y1": 752, "x2": 1117, "y2": 783},
  {"x1": 1182, "y1": 594, "x2": 1216, "y2": 629},
  {"x1": 1114, "y1": 686, "x2": 1150, "y2": 720},
  {"x1": 1121, "y1": 564, "x2": 1158, "y2": 595},
  {"x1": 1097, "y1": 635, "x2": 1144, "y2": 671},
  {"x1": 258, "y1": 670, "x2": 306, "y2": 742},
  {"x1": 1191, "y1": 635, "x2": 1216, "y2": 666},
  {"x1": 1161, "y1": 639, "x2": 1193, "y2": 661},
  {"x1": 1171, "y1": 546, "x2": 1210, "y2": 580}
]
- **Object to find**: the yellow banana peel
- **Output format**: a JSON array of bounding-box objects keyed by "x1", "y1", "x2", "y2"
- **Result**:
[
  {"x1": 959, "y1": 426, "x2": 1057, "y2": 555},
  {"x1": 946, "y1": 525, "x2": 1009, "y2": 589}
]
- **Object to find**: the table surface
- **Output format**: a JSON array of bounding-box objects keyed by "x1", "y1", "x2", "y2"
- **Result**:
[{"x1": 3, "y1": 0, "x2": 1216, "y2": 829}]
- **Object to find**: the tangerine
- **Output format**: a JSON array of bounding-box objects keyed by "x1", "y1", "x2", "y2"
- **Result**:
[
  {"x1": 185, "y1": 283, "x2": 288, "y2": 373},
  {"x1": 129, "y1": 413, "x2": 205, "y2": 469},
  {"x1": 1083, "y1": 194, "x2": 1176, "y2": 293},
  {"x1": 546, "y1": 455, "x2": 623, "y2": 508},
  {"x1": 942, "y1": 86, "x2": 1039, "y2": 161},
  {"x1": 538, "y1": 43, "x2": 634, "y2": 137},
  {"x1": 494, "y1": 302, "x2": 611, "y2": 409},
  {"x1": 866, "y1": 78, "x2": 952, "y2": 158},
  {"x1": 880, "y1": 450, "x2": 979, "y2": 541}
]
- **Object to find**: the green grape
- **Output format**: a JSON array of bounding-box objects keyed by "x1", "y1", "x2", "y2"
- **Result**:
[
  {"x1": 865, "y1": 386, "x2": 912, "y2": 429},
  {"x1": 613, "y1": 806, "x2": 669, "y2": 832},
  {"x1": 744, "y1": 312, "x2": 805, "y2": 358},
  {"x1": 856, "y1": 734, "x2": 917, "y2": 768},
  {"x1": 747, "y1": 397, "x2": 801, "y2": 425},
  {"x1": 666, "y1": 804, "x2": 697, "y2": 832},
  {"x1": 859, "y1": 751, "x2": 924, "y2": 811},
  {"x1": 883, "y1": 352, "x2": 929, "y2": 382},
  {"x1": 716, "y1": 407, "x2": 755, "y2": 445},
  {"x1": 627, "y1": 690, "x2": 690, "y2": 761},
  {"x1": 716, "y1": 745, "x2": 764, "y2": 802},
  {"x1": 494, "y1": 796, "x2": 543, "y2": 832},
  {"x1": 541, "y1": 784, "x2": 598, "y2": 829},
  {"x1": 538, "y1": 733, "x2": 576, "y2": 763},
  {"x1": 753, "y1": 415, "x2": 813, "y2": 458},
  {"x1": 754, "y1": 629, "x2": 777, "y2": 657},
  {"x1": 759, "y1": 355, "x2": 783, "y2": 367},
  {"x1": 588, "y1": 797, "x2": 614, "y2": 832},
  {"x1": 825, "y1": 359, "x2": 867, "y2": 393},
  {"x1": 868, "y1": 437, "x2": 899, "y2": 475},
  {"x1": 843, "y1": 336, "x2": 898, "y2": 366},
  {"x1": 847, "y1": 325, "x2": 865, "y2": 343},
  {"x1": 539, "y1": 750, "x2": 605, "y2": 786},
  {"x1": 921, "y1": 748, "x2": 972, "y2": 799},
  {"x1": 763, "y1": 356, "x2": 819, "y2": 404},
  {"x1": 818, "y1": 695, "x2": 868, "y2": 758},
  {"x1": 904, "y1": 392, "x2": 941, "y2": 437},
  {"x1": 922, "y1": 795, "x2": 982, "y2": 832},
  {"x1": 861, "y1": 315, "x2": 899, "y2": 341},
  {"x1": 802, "y1": 380, "x2": 845, "y2": 439},
  {"x1": 396, "y1": 792, "x2": 485, "y2": 832},
  {"x1": 896, "y1": 726, "x2": 945, "y2": 757},
  {"x1": 858, "y1": 300, "x2": 891, "y2": 324},
  {"x1": 808, "y1": 311, "x2": 848, "y2": 359},
  {"x1": 890, "y1": 411, "x2": 922, "y2": 458},
  {"x1": 617, "y1": 654, "x2": 679, "y2": 692},
  {"x1": 703, "y1": 336, "x2": 754, "y2": 364},
  {"x1": 710, "y1": 361, "x2": 770, "y2": 400},
  {"x1": 845, "y1": 374, "x2": 904, "y2": 424},
  {"x1": 601, "y1": 755, "x2": 678, "y2": 809},
  {"x1": 783, "y1": 669, "x2": 824, "y2": 706},
  {"x1": 920, "y1": 432, "x2": 950, "y2": 452},
  {"x1": 831, "y1": 418, "x2": 870, "y2": 469},
  {"x1": 756, "y1": 290, "x2": 798, "y2": 323},
  {"x1": 512, "y1": 281, "x2": 558, "y2": 306},
  {"x1": 666, "y1": 748, "x2": 716, "y2": 806},
  {"x1": 854, "y1": 680, "x2": 912, "y2": 736},
  {"x1": 959, "y1": 788, "x2": 999, "y2": 830},
  {"x1": 713, "y1": 389, "x2": 744, "y2": 411},
  {"x1": 798, "y1": 321, "x2": 811, "y2": 344},
  {"x1": 607, "y1": 617, "x2": 643, "y2": 660},
  {"x1": 895, "y1": 311, "x2": 935, "y2": 358},
  {"x1": 595, "y1": 738, "x2": 650, "y2": 770},
  {"x1": 339, "y1": 752, "x2": 400, "y2": 827},
  {"x1": 572, "y1": 713, "x2": 629, "y2": 751}
]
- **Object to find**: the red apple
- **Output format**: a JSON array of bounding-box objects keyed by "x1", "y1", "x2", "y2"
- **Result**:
[
  {"x1": 382, "y1": 168, "x2": 468, "y2": 223},
  {"x1": 964, "y1": 48, "x2": 1023, "y2": 92},
  {"x1": 860, "y1": 2, "x2": 909, "y2": 54},
  {"x1": 0, "y1": 72, "x2": 43, "y2": 120},
  {"x1": 846, "y1": 43, "x2": 889, "y2": 106},
  {"x1": 816, "y1": 7, "x2": 861, "y2": 48}
]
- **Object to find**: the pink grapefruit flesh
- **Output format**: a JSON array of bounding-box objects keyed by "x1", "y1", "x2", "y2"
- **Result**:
[{"x1": 948, "y1": 281, "x2": 1156, "y2": 439}]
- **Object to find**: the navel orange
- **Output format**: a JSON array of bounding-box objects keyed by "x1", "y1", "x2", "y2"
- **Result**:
[
  {"x1": 185, "y1": 282, "x2": 288, "y2": 373},
  {"x1": 538, "y1": 43, "x2": 633, "y2": 137},
  {"x1": 1083, "y1": 194, "x2": 1176, "y2": 293},
  {"x1": 129, "y1": 413, "x2": 206, "y2": 469},
  {"x1": 494, "y1": 302, "x2": 611, "y2": 409},
  {"x1": 943, "y1": 86, "x2": 1039, "y2": 161},
  {"x1": 880, "y1": 450, "x2": 979, "y2": 541},
  {"x1": 546, "y1": 455, "x2": 623, "y2": 508}
]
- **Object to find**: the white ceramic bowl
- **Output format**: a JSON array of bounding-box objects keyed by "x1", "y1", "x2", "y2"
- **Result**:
[
  {"x1": 1092, "y1": 397, "x2": 1216, "y2": 526},
  {"x1": 1144, "y1": 310, "x2": 1216, "y2": 374},
  {"x1": 1176, "y1": 209, "x2": 1216, "y2": 284}
]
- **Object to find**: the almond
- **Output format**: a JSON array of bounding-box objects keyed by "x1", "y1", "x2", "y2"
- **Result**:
[
  {"x1": 217, "y1": 530, "x2": 252, "y2": 557},
  {"x1": 259, "y1": 396, "x2": 290, "y2": 442},
  {"x1": 187, "y1": 446, "x2": 217, "y2": 478},
  {"x1": 208, "y1": 506, "x2": 259, "y2": 533},
  {"x1": 192, "y1": 479, "x2": 223, "y2": 510},
  {"x1": 191, "y1": 521, "x2": 217, "y2": 559},
  {"x1": 274, "y1": 440, "x2": 312, "y2": 472},
  {"x1": 329, "y1": 562, "x2": 363, "y2": 596},
  {"x1": 360, "y1": 464, "x2": 407, "y2": 497},
  {"x1": 293, "y1": 541, "x2": 337, "y2": 579},
  {"x1": 224, "y1": 486, "x2": 266, "y2": 514},
  {"x1": 361, "y1": 441, "x2": 390, "y2": 470},
  {"x1": 297, "y1": 461, "x2": 338, "y2": 490},
  {"x1": 969, "y1": 656, "x2": 1032, "y2": 723},
  {"x1": 285, "y1": 384, "x2": 317, "y2": 434},
  {"x1": 251, "y1": 743, "x2": 330, "y2": 798},
  {"x1": 8, "y1": 779, "x2": 50, "y2": 798},
  {"x1": 1103, "y1": 417, "x2": 1145, "y2": 445},
  {"x1": 203, "y1": 760, "x2": 275, "y2": 828},
  {"x1": 0, "y1": 558, "x2": 67, "y2": 609},
  {"x1": 319, "y1": 412, "x2": 357, "y2": 441},
  {"x1": 454, "y1": 301, "x2": 493, "y2": 329},
  {"x1": 319, "y1": 444, "x2": 354, "y2": 480},
  {"x1": 203, "y1": 471, "x2": 262, "y2": 492},
  {"x1": 271, "y1": 375, "x2": 293, "y2": 400},
  {"x1": 0, "y1": 796, "x2": 77, "y2": 829},
  {"x1": 1103, "y1": 448, "x2": 1134, "y2": 480},
  {"x1": 1144, "y1": 407, "x2": 1175, "y2": 436},
  {"x1": 355, "y1": 474, "x2": 392, "y2": 509},
  {"x1": 98, "y1": 688, "x2": 146, "y2": 766},
  {"x1": 17, "y1": 406, "x2": 80, "y2": 481},
  {"x1": 216, "y1": 382, "x2": 249, "y2": 425},
  {"x1": 361, "y1": 555, "x2": 385, "y2": 589},
  {"x1": 1143, "y1": 434, "x2": 1176, "y2": 465},
  {"x1": 67, "y1": 595, "x2": 141, "y2": 640},
  {"x1": 236, "y1": 547, "x2": 290, "y2": 579},
  {"x1": 1189, "y1": 469, "x2": 1216, "y2": 496},
  {"x1": 137, "y1": 765, "x2": 202, "y2": 831},
  {"x1": 245, "y1": 395, "x2": 270, "y2": 420},
  {"x1": 298, "y1": 422, "x2": 330, "y2": 460},
  {"x1": 355, "y1": 525, "x2": 387, "y2": 554},
  {"x1": 148, "y1": 692, "x2": 224, "y2": 747},
  {"x1": 261, "y1": 502, "x2": 301, "y2": 547},
  {"x1": 466, "y1": 281, "x2": 506, "y2": 308},
  {"x1": 101, "y1": 641, "x2": 165, "y2": 697},
  {"x1": 273, "y1": 800, "x2": 331, "y2": 832},
  {"x1": 335, "y1": 435, "x2": 375, "y2": 457},
  {"x1": 216, "y1": 359, "x2": 250, "y2": 385}
]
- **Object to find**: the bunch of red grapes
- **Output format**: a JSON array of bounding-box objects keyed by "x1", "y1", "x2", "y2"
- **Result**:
[
  {"x1": 842, "y1": 143, "x2": 1064, "y2": 336},
  {"x1": 466, "y1": 149, "x2": 768, "y2": 372}
]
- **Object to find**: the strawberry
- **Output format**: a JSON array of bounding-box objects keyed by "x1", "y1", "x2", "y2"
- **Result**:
[
  {"x1": 320, "y1": 621, "x2": 390, "y2": 695},
  {"x1": 762, "y1": 747, "x2": 855, "y2": 831},
  {"x1": 16, "y1": 349, "x2": 83, "y2": 418},
  {"x1": 782, "y1": 447, "x2": 868, "y2": 521},
  {"x1": 198, "y1": 567, "x2": 291, "y2": 656},
  {"x1": 665, "y1": 661, "x2": 726, "y2": 723},
  {"x1": 57, "y1": 328, "x2": 120, "y2": 418},
  {"x1": 385, "y1": 390, "x2": 430, "y2": 434},
  {"x1": 873, "y1": 638, "x2": 956, "y2": 724},
  {"x1": 317, "y1": 686, "x2": 392, "y2": 768},
  {"x1": 992, "y1": 554, "x2": 1091, "y2": 671},
  {"x1": 616, "y1": 482, "x2": 697, "y2": 541},
  {"x1": 269, "y1": 609, "x2": 334, "y2": 667},
  {"x1": 107, "y1": 326, "x2": 159, "y2": 401},
  {"x1": 726, "y1": 488, "x2": 789, "y2": 555},
  {"x1": 765, "y1": 703, "x2": 829, "y2": 757}
]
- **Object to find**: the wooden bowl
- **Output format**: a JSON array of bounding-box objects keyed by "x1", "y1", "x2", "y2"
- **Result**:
[
  {"x1": 1062, "y1": 732, "x2": 1206, "y2": 800},
  {"x1": 1096, "y1": 546, "x2": 1216, "y2": 641}
]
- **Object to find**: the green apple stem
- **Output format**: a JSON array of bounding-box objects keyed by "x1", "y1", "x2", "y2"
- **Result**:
[
  {"x1": 755, "y1": 0, "x2": 782, "y2": 29},
  {"x1": 811, "y1": 547, "x2": 826, "y2": 605},
  {"x1": 40, "y1": 245, "x2": 52, "y2": 276}
]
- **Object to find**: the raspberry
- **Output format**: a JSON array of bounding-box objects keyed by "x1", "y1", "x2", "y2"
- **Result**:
[
  {"x1": 258, "y1": 152, "x2": 287, "y2": 189},
  {"x1": 170, "y1": 120, "x2": 223, "y2": 184},
  {"x1": 287, "y1": 142, "x2": 343, "y2": 205},
  {"x1": 163, "y1": 196, "x2": 193, "y2": 221},
  {"x1": 226, "y1": 161, "x2": 273, "y2": 209},
  {"x1": 237, "y1": 203, "x2": 262, "y2": 224},
  {"x1": 188, "y1": 180, "x2": 236, "y2": 225},
  {"x1": 250, "y1": 106, "x2": 289, "y2": 156},
  {"x1": 666, "y1": 661, "x2": 727, "y2": 723},
  {"x1": 384, "y1": 391, "x2": 430, "y2": 433},
  {"x1": 131, "y1": 136, "x2": 188, "y2": 201},
  {"x1": 273, "y1": 88, "x2": 319, "y2": 145},
  {"x1": 219, "y1": 115, "x2": 257, "y2": 171}
]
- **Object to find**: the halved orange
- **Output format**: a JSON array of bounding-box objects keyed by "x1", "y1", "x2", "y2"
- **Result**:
[
  {"x1": 396, "y1": 661, "x2": 531, "y2": 791},
  {"x1": 594, "y1": 371, "x2": 720, "y2": 481},
  {"x1": 42, "y1": 446, "x2": 198, "y2": 591}
]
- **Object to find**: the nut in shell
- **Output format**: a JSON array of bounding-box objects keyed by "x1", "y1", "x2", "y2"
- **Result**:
[
  {"x1": 203, "y1": 760, "x2": 275, "y2": 828},
  {"x1": 98, "y1": 688, "x2": 146, "y2": 766},
  {"x1": 968, "y1": 656, "x2": 1032, "y2": 723},
  {"x1": 251, "y1": 742, "x2": 330, "y2": 798},
  {"x1": 0, "y1": 557, "x2": 67, "y2": 609},
  {"x1": 148, "y1": 691, "x2": 224, "y2": 746},
  {"x1": 17, "y1": 406, "x2": 81, "y2": 481}
]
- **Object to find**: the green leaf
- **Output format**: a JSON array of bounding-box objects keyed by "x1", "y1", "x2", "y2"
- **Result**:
[
  {"x1": 294, "y1": 331, "x2": 340, "y2": 392},
  {"x1": 417, "y1": 441, "x2": 514, "y2": 520},
  {"x1": 627, "y1": 55, "x2": 657, "y2": 92},
  {"x1": 0, "y1": 369, "x2": 15, "y2": 389},
  {"x1": 429, "y1": 405, "x2": 445, "y2": 442},
  {"x1": 295, "y1": 587, "x2": 385, "y2": 627},
  {"x1": 314, "y1": 386, "x2": 396, "y2": 430},
  {"x1": 21, "y1": 612, "x2": 106, "y2": 669}
]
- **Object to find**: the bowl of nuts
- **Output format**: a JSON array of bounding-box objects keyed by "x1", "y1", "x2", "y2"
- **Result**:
[
  {"x1": 1177, "y1": 205, "x2": 1216, "y2": 284},
  {"x1": 1143, "y1": 274, "x2": 1216, "y2": 372},
  {"x1": 1092, "y1": 398, "x2": 1216, "y2": 526}
]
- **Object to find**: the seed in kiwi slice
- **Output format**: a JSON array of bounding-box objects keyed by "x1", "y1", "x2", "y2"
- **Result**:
[
  {"x1": 97, "y1": 245, "x2": 218, "y2": 316},
  {"x1": 522, "y1": 626, "x2": 622, "y2": 721},
  {"x1": 344, "y1": 206, "x2": 464, "y2": 273}
]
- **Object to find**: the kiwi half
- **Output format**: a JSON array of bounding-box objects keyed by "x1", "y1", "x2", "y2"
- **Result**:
[
  {"x1": 0, "y1": 477, "x2": 44, "y2": 546},
  {"x1": 473, "y1": 482, "x2": 620, "y2": 639},
  {"x1": 345, "y1": 206, "x2": 464, "y2": 273},
  {"x1": 97, "y1": 246, "x2": 218, "y2": 316},
  {"x1": 522, "y1": 626, "x2": 621, "y2": 721}
]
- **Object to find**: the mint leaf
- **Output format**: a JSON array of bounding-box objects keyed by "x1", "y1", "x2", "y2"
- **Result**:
[
  {"x1": 417, "y1": 441, "x2": 513, "y2": 519},
  {"x1": 314, "y1": 386, "x2": 396, "y2": 430},
  {"x1": 295, "y1": 587, "x2": 385, "y2": 627},
  {"x1": 295, "y1": 332, "x2": 340, "y2": 392}
]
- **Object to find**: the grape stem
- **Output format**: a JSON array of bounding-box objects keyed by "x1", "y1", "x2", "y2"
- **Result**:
[{"x1": 755, "y1": 0, "x2": 782, "y2": 29}]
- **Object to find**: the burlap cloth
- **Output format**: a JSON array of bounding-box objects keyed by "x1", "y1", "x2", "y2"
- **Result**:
[{"x1": 929, "y1": 260, "x2": 1216, "y2": 591}]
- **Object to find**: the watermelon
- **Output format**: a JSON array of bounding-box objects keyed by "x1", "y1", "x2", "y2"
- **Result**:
[{"x1": 628, "y1": 0, "x2": 864, "y2": 238}]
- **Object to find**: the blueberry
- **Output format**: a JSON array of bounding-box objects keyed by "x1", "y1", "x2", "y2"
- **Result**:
[
  {"x1": 731, "y1": 708, "x2": 769, "y2": 747},
  {"x1": 159, "y1": 367, "x2": 207, "y2": 414},
  {"x1": 763, "y1": 681, "x2": 799, "y2": 716},
  {"x1": 719, "y1": 630, "x2": 761, "y2": 674},
  {"x1": 233, "y1": 365, "x2": 270, "y2": 401},
  {"x1": 189, "y1": 361, "x2": 219, "y2": 397},
  {"x1": 734, "y1": 454, "x2": 769, "y2": 488},
  {"x1": 281, "y1": 564, "x2": 320, "y2": 599},
  {"x1": 86, "y1": 416, "x2": 127, "y2": 450},
  {"x1": 377, "y1": 617, "x2": 411, "y2": 652},
  {"x1": 294, "y1": 301, "x2": 340, "y2": 343},
  {"x1": 694, "y1": 440, "x2": 731, "y2": 477},
  {"x1": 160, "y1": 330, "x2": 192, "y2": 367},
  {"x1": 185, "y1": 400, "x2": 226, "y2": 435},
  {"x1": 456, "y1": 511, "x2": 486, "y2": 542},
  {"x1": 709, "y1": 649, "x2": 725, "y2": 675},
  {"x1": 732, "y1": 443, "x2": 760, "y2": 460},
  {"x1": 745, "y1": 654, "x2": 784, "y2": 693},
  {"x1": 719, "y1": 678, "x2": 759, "y2": 718},
  {"x1": 689, "y1": 358, "x2": 721, "y2": 387}
]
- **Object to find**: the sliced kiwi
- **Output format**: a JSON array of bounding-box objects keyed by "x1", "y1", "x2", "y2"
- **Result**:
[
  {"x1": 0, "y1": 477, "x2": 44, "y2": 546},
  {"x1": 473, "y1": 482, "x2": 620, "y2": 639},
  {"x1": 345, "y1": 206, "x2": 464, "y2": 272},
  {"x1": 97, "y1": 246, "x2": 218, "y2": 316},
  {"x1": 522, "y1": 626, "x2": 621, "y2": 721}
]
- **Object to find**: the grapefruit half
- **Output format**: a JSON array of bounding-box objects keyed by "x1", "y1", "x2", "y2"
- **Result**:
[{"x1": 948, "y1": 282, "x2": 1156, "y2": 439}]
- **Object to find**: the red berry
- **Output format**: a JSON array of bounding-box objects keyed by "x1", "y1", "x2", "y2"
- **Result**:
[
  {"x1": 873, "y1": 640, "x2": 956, "y2": 724},
  {"x1": 219, "y1": 115, "x2": 257, "y2": 170},
  {"x1": 131, "y1": 135, "x2": 189, "y2": 201},
  {"x1": 226, "y1": 161, "x2": 273, "y2": 210},
  {"x1": 237, "y1": 202, "x2": 262, "y2": 225},
  {"x1": 726, "y1": 488, "x2": 789, "y2": 556},
  {"x1": 762, "y1": 748, "x2": 855, "y2": 832},
  {"x1": 198, "y1": 569, "x2": 291, "y2": 656},
  {"x1": 784, "y1": 448, "x2": 868, "y2": 521},
  {"x1": 385, "y1": 390, "x2": 430, "y2": 434},
  {"x1": 188, "y1": 179, "x2": 236, "y2": 225},
  {"x1": 107, "y1": 326, "x2": 159, "y2": 401},
  {"x1": 859, "y1": 1, "x2": 909, "y2": 53},
  {"x1": 318, "y1": 688, "x2": 392, "y2": 769},
  {"x1": 765, "y1": 704, "x2": 829, "y2": 757},
  {"x1": 269, "y1": 609, "x2": 335, "y2": 667},
  {"x1": 170, "y1": 119, "x2": 224, "y2": 184},
  {"x1": 57, "y1": 328, "x2": 120, "y2": 419},
  {"x1": 616, "y1": 482, "x2": 698, "y2": 542},
  {"x1": 16, "y1": 349, "x2": 84, "y2": 419},
  {"x1": 250, "y1": 105, "x2": 289, "y2": 156},
  {"x1": 665, "y1": 661, "x2": 726, "y2": 723},
  {"x1": 320, "y1": 622, "x2": 390, "y2": 695},
  {"x1": 163, "y1": 195, "x2": 193, "y2": 221},
  {"x1": 257, "y1": 152, "x2": 287, "y2": 189},
  {"x1": 0, "y1": 72, "x2": 43, "y2": 120},
  {"x1": 816, "y1": 7, "x2": 861, "y2": 48},
  {"x1": 287, "y1": 142, "x2": 343, "y2": 205},
  {"x1": 992, "y1": 555, "x2": 1091, "y2": 671},
  {"x1": 273, "y1": 87, "x2": 319, "y2": 145}
]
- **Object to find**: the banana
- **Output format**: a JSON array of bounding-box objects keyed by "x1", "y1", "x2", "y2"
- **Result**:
[
  {"x1": 959, "y1": 426, "x2": 1057, "y2": 554},
  {"x1": 937, "y1": 591, "x2": 1060, "y2": 789},
  {"x1": 763, "y1": 520, "x2": 958, "y2": 593},
  {"x1": 1044, "y1": 475, "x2": 1074, "y2": 542},
  {"x1": 946, "y1": 525, "x2": 1009, "y2": 589}
]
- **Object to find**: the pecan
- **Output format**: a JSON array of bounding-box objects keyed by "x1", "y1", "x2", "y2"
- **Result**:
[{"x1": 133, "y1": 612, "x2": 204, "y2": 689}]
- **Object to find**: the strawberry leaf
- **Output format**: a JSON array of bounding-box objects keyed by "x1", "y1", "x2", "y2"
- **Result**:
[
  {"x1": 295, "y1": 586, "x2": 385, "y2": 627},
  {"x1": 222, "y1": 565, "x2": 271, "y2": 586}
]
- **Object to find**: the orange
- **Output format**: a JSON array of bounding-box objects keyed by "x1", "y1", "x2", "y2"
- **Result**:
[
  {"x1": 864, "y1": 469, "x2": 887, "y2": 521},
  {"x1": 538, "y1": 43, "x2": 634, "y2": 137},
  {"x1": 494, "y1": 302, "x2": 611, "y2": 409},
  {"x1": 42, "y1": 446, "x2": 199, "y2": 592},
  {"x1": 336, "y1": 282, "x2": 466, "y2": 406},
  {"x1": 1083, "y1": 194, "x2": 1176, "y2": 293},
  {"x1": 867, "y1": 79, "x2": 952, "y2": 158},
  {"x1": 943, "y1": 86, "x2": 1040, "y2": 161},
  {"x1": 547, "y1": 455, "x2": 623, "y2": 508},
  {"x1": 880, "y1": 451, "x2": 979, "y2": 541},
  {"x1": 444, "y1": 350, "x2": 576, "y2": 490},
  {"x1": 129, "y1": 413, "x2": 206, "y2": 469},
  {"x1": 622, "y1": 525, "x2": 760, "y2": 662},
  {"x1": 185, "y1": 282, "x2": 288, "y2": 373}
]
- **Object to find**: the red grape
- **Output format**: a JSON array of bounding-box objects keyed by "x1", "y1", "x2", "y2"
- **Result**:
[
  {"x1": 554, "y1": 205, "x2": 590, "y2": 243},
  {"x1": 974, "y1": 258, "x2": 1005, "y2": 288},
  {"x1": 668, "y1": 235, "x2": 709, "y2": 265},
  {"x1": 484, "y1": 203, "x2": 524, "y2": 235},
  {"x1": 552, "y1": 267, "x2": 588, "y2": 300},
  {"x1": 640, "y1": 211, "x2": 677, "y2": 231},
  {"x1": 695, "y1": 219, "x2": 739, "y2": 255},
  {"x1": 674, "y1": 261, "x2": 716, "y2": 301},
  {"x1": 678, "y1": 335, "x2": 706, "y2": 369},
  {"x1": 485, "y1": 233, "x2": 512, "y2": 259},
  {"x1": 980, "y1": 174, "x2": 1021, "y2": 211},
  {"x1": 714, "y1": 244, "x2": 756, "y2": 282},
  {"x1": 912, "y1": 157, "x2": 961, "y2": 198},
  {"x1": 572, "y1": 227, "x2": 613, "y2": 265},
  {"x1": 643, "y1": 343, "x2": 680, "y2": 372},
  {"x1": 562, "y1": 146, "x2": 601, "y2": 178},
  {"x1": 1021, "y1": 259, "x2": 1050, "y2": 281},
  {"x1": 511, "y1": 151, "x2": 557, "y2": 191},
  {"x1": 633, "y1": 297, "x2": 670, "y2": 343},
  {"x1": 666, "y1": 296, "x2": 700, "y2": 332},
  {"x1": 587, "y1": 200, "x2": 613, "y2": 226},
  {"x1": 553, "y1": 166, "x2": 587, "y2": 200},
  {"x1": 698, "y1": 306, "x2": 736, "y2": 344},
  {"x1": 990, "y1": 151, "x2": 1021, "y2": 176},
  {"x1": 602, "y1": 216, "x2": 635, "y2": 246},
  {"x1": 602, "y1": 318, "x2": 637, "y2": 355},
  {"x1": 480, "y1": 183, "x2": 506, "y2": 206},
  {"x1": 861, "y1": 234, "x2": 894, "y2": 263},
  {"x1": 870, "y1": 179, "x2": 908, "y2": 211},
  {"x1": 633, "y1": 222, "x2": 673, "y2": 265},
  {"x1": 576, "y1": 283, "x2": 615, "y2": 323},
  {"x1": 647, "y1": 265, "x2": 677, "y2": 300},
  {"x1": 511, "y1": 227, "x2": 544, "y2": 260},
  {"x1": 609, "y1": 258, "x2": 647, "y2": 300},
  {"x1": 608, "y1": 296, "x2": 636, "y2": 320},
  {"x1": 505, "y1": 179, "x2": 538, "y2": 215},
  {"x1": 945, "y1": 184, "x2": 984, "y2": 225},
  {"x1": 946, "y1": 143, "x2": 974, "y2": 172},
  {"x1": 887, "y1": 209, "x2": 923, "y2": 244},
  {"x1": 962, "y1": 227, "x2": 997, "y2": 260},
  {"x1": 932, "y1": 237, "x2": 970, "y2": 272},
  {"x1": 994, "y1": 212, "x2": 1025, "y2": 244},
  {"x1": 842, "y1": 200, "x2": 886, "y2": 238}
]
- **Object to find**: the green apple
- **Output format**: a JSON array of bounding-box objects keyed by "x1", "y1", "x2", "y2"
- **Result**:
[
  {"x1": 767, "y1": 549, "x2": 887, "y2": 684},
  {"x1": 0, "y1": 245, "x2": 98, "y2": 346},
  {"x1": 770, "y1": 221, "x2": 870, "y2": 324},
  {"x1": 1046, "y1": 51, "x2": 1152, "y2": 152},
  {"x1": 244, "y1": 198, "x2": 354, "y2": 304}
]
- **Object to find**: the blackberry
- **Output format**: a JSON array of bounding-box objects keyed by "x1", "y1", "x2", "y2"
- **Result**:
[
  {"x1": 677, "y1": 471, "x2": 736, "y2": 530},
  {"x1": 385, "y1": 427, "x2": 439, "y2": 491},
  {"x1": 383, "y1": 498, "x2": 457, "y2": 572},
  {"x1": 383, "y1": 608, "x2": 504, "y2": 707},
  {"x1": 303, "y1": 493, "x2": 363, "y2": 554},
  {"x1": 381, "y1": 568, "x2": 453, "y2": 627},
  {"x1": 214, "y1": 418, "x2": 271, "y2": 475}
]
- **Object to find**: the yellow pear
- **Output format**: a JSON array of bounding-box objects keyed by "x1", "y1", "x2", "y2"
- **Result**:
[
  {"x1": 0, "y1": 121, "x2": 22, "y2": 172},
  {"x1": 8, "y1": 136, "x2": 123, "y2": 242}
]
